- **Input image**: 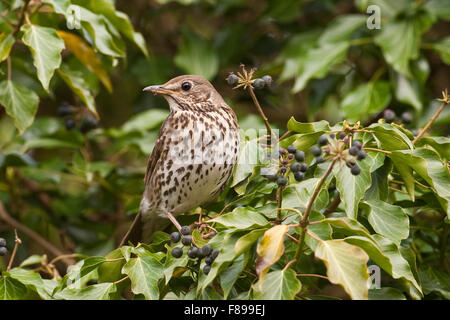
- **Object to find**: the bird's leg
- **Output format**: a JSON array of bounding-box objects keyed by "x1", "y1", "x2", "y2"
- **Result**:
[{"x1": 162, "y1": 209, "x2": 182, "y2": 232}]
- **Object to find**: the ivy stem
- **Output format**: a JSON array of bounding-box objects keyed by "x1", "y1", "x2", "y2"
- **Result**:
[
  {"x1": 293, "y1": 160, "x2": 336, "y2": 261},
  {"x1": 7, "y1": 230, "x2": 21, "y2": 271},
  {"x1": 247, "y1": 85, "x2": 272, "y2": 138},
  {"x1": 363, "y1": 147, "x2": 392, "y2": 154},
  {"x1": 413, "y1": 92, "x2": 449, "y2": 144},
  {"x1": 12, "y1": 0, "x2": 31, "y2": 36},
  {"x1": 296, "y1": 273, "x2": 329, "y2": 280},
  {"x1": 276, "y1": 187, "x2": 284, "y2": 224}
]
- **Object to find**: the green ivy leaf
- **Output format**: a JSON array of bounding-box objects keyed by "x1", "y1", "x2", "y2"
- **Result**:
[
  {"x1": 394, "y1": 73, "x2": 423, "y2": 112},
  {"x1": 234, "y1": 228, "x2": 266, "y2": 257},
  {"x1": 369, "y1": 123, "x2": 414, "y2": 151},
  {"x1": 0, "y1": 80, "x2": 39, "y2": 134},
  {"x1": 341, "y1": 81, "x2": 391, "y2": 121},
  {"x1": 365, "y1": 200, "x2": 409, "y2": 244},
  {"x1": 253, "y1": 269, "x2": 301, "y2": 300},
  {"x1": 8, "y1": 268, "x2": 53, "y2": 300},
  {"x1": 318, "y1": 14, "x2": 366, "y2": 45},
  {"x1": 220, "y1": 253, "x2": 248, "y2": 299},
  {"x1": 42, "y1": 0, "x2": 70, "y2": 14},
  {"x1": 57, "y1": 63, "x2": 98, "y2": 118},
  {"x1": 79, "y1": 256, "x2": 107, "y2": 278},
  {"x1": 122, "y1": 256, "x2": 164, "y2": 300},
  {"x1": 334, "y1": 155, "x2": 373, "y2": 219},
  {"x1": 20, "y1": 24, "x2": 65, "y2": 91},
  {"x1": 286, "y1": 118, "x2": 330, "y2": 133},
  {"x1": 55, "y1": 283, "x2": 117, "y2": 300},
  {"x1": 369, "y1": 287, "x2": 406, "y2": 300},
  {"x1": 0, "y1": 33, "x2": 14, "y2": 62},
  {"x1": 292, "y1": 42, "x2": 350, "y2": 93},
  {"x1": 0, "y1": 275, "x2": 28, "y2": 300},
  {"x1": 425, "y1": 0, "x2": 450, "y2": 21},
  {"x1": 432, "y1": 36, "x2": 450, "y2": 65},
  {"x1": 374, "y1": 13, "x2": 434, "y2": 76},
  {"x1": 210, "y1": 207, "x2": 269, "y2": 230},
  {"x1": 315, "y1": 240, "x2": 370, "y2": 300},
  {"x1": 419, "y1": 266, "x2": 450, "y2": 299}
]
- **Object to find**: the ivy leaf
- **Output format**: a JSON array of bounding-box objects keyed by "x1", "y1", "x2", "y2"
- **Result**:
[
  {"x1": 57, "y1": 63, "x2": 98, "y2": 118},
  {"x1": 210, "y1": 207, "x2": 269, "y2": 230},
  {"x1": 231, "y1": 135, "x2": 262, "y2": 192},
  {"x1": 55, "y1": 283, "x2": 117, "y2": 300},
  {"x1": 374, "y1": 14, "x2": 434, "y2": 76},
  {"x1": 364, "y1": 200, "x2": 409, "y2": 244},
  {"x1": 283, "y1": 178, "x2": 329, "y2": 212},
  {"x1": 42, "y1": 0, "x2": 70, "y2": 14},
  {"x1": 0, "y1": 80, "x2": 39, "y2": 134},
  {"x1": 318, "y1": 14, "x2": 367, "y2": 45},
  {"x1": 334, "y1": 155, "x2": 372, "y2": 219},
  {"x1": 79, "y1": 256, "x2": 107, "y2": 278},
  {"x1": 220, "y1": 253, "x2": 248, "y2": 299},
  {"x1": 355, "y1": 0, "x2": 412, "y2": 19},
  {"x1": 0, "y1": 33, "x2": 14, "y2": 62},
  {"x1": 122, "y1": 256, "x2": 164, "y2": 300},
  {"x1": 121, "y1": 109, "x2": 169, "y2": 133},
  {"x1": 314, "y1": 240, "x2": 370, "y2": 300},
  {"x1": 419, "y1": 266, "x2": 450, "y2": 299},
  {"x1": 432, "y1": 37, "x2": 450, "y2": 65},
  {"x1": 425, "y1": 0, "x2": 450, "y2": 21},
  {"x1": 286, "y1": 118, "x2": 330, "y2": 133},
  {"x1": 174, "y1": 31, "x2": 218, "y2": 80},
  {"x1": 394, "y1": 73, "x2": 423, "y2": 112},
  {"x1": 253, "y1": 269, "x2": 301, "y2": 300},
  {"x1": 292, "y1": 42, "x2": 350, "y2": 93},
  {"x1": 20, "y1": 24, "x2": 65, "y2": 91},
  {"x1": 8, "y1": 268, "x2": 53, "y2": 300},
  {"x1": 57, "y1": 31, "x2": 112, "y2": 92},
  {"x1": 163, "y1": 245, "x2": 189, "y2": 285},
  {"x1": 369, "y1": 287, "x2": 406, "y2": 300},
  {"x1": 369, "y1": 123, "x2": 414, "y2": 151},
  {"x1": 255, "y1": 225, "x2": 288, "y2": 282},
  {"x1": 234, "y1": 228, "x2": 266, "y2": 257},
  {"x1": 341, "y1": 81, "x2": 391, "y2": 121},
  {"x1": 0, "y1": 275, "x2": 27, "y2": 300}
]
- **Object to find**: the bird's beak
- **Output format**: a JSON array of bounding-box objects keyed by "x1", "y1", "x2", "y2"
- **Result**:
[{"x1": 143, "y1": 85, "x2": 178, "y2": 95}]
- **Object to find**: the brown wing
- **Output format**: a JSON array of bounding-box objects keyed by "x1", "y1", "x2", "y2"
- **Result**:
[{"x1": 144, "y1": 117, "x2": 170, "y2": 186}]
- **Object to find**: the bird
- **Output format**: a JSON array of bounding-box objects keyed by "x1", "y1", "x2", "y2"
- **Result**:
[{"x1": 120, "y1": 75, "x2": 240, "y2": 245}]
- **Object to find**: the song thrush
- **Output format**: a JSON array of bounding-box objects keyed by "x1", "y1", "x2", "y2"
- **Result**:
[{"x1": 121, "y1": 75, "x2": 240, "y2": 244}]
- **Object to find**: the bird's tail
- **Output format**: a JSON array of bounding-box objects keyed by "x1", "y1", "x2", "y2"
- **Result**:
[{"x1": 141, "y1": 213, "x2": 171, "y2": 243}]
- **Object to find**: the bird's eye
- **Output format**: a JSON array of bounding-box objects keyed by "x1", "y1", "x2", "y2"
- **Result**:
[{"x1": 181, "y1": 82, "x2": 192, "y2": 91}]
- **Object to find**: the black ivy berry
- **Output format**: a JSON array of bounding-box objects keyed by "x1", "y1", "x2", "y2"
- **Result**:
[
  {"x1": 64, "y1": 118, "x2": 76, "y2": 130},
  {"x1": 262, "y1": 75, "x2": 272, "y2": 87},
  {"x1": 311, "y1": 145, "x2": 322, "y2": 157},
  {"x1": 170, "y1": 232, "x2": 181, "y2": 243},
  {"x1": 316, "y1": 156, "x2": 324, "y2": 164},
  {"x1": 287, "y1": 145, "x2": 297, "y2": 154},
  {"x1": 290, "y1": 162, "x2": 301, "y2": 172},
  {"x1": 383, "y1": 109, "x2": 396, "y2": 123},
  {"x1": 0, "y1": 247, "x2": 7, "y2": 256},
  {"x1": 171, "y1": 247, "x2": 183, "y2": 258},
  {"x1": 211, "y1": 249, "x2": 219, "y2": 260},
  {"x1": 339, "y1": 132, "x2": 346, "y2": 139},
  {"x1": 329, "y1": 133, "x2": 336, "y2": 139},
  {"x1": 299, "y1": 163, "x2": 308, "y2": 172},
  {"x1": 351, "y1": 164, "x2": 361, "y2": 176},
  {"x1": 200, "y1": 244, "x2": 212, "y2": 257},
  {"x1": 318, "y1": 135, "x2": 328, "y2": 146},
  {"x1": 349, "y1": 146, "x2": 359, "y2": 156},
  {"x1": 187, "y1": 247, "x2": 199, "y2": 259},
  {"x1": 181, "y1": 235, "x2": 192, "y2": 246},
  {"x1": 203, "y1": 264, "x2": 211, "y2": 275},
  {"x1": 295, "y1": 150, "x2": 305, "y2": 162},
  {"x1": 0, "y1": 238, "x2": 6, "y2": 247},
  {"x1": 80, "y1": 116, "x2": 99, "y2": 133},
  {"x1": 357, "y1": 150, "x2": 367, "y2": 160},
  {"x1": 280, "y1": 167, "x2": 287, "y2": 175},
  {"x1": 279, "y1": 147, "x2": 287, "y2": 155},
  {"x1": 205, "y1": 256, "x2": 214, "y2": 265},
  {"x1": 181, "y1": 226, "x2": 191, "y2": 235},
  {"x1": 401, "y1": 112, "x2": 413, "y2": 124},
  {"x1": 282, "y1": 159, "x2": 289, "y2": 166},
  {"x1": 277, "y1": 176, "x2": 288, "y2": 187},
  {"x1": 288, "y1": 154, "x2": 294, "y2": 160},
  {"x1": 253, "y1": 78, "x2": 265, "y2": 89},
  {"x1": 294, "y1": 171, "x2": 304, "y2": 182},
  {"x1": 58, "y1": 102, "x2": 74, "y2": 117},
  {"x1": 227, "y1": 73, "x2": 238, "y2": 86},
  {"x1": 352, "y1": 140, "x2": 362, "y2": 149}
]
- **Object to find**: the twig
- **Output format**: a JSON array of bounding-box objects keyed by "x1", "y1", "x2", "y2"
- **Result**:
[
  {"x1": 279, "y1": 130, "x2": 291, "y2": 142},
  {"x1": 276, "y1": 187, "x2": 284, "y2": 224},
  {"x1": 118, "y1": 211, "x2": 141, "y2": 247},
  {"x1": 413, "y1": 90, "x2": 449, "y2": 144},
  {"x1": 294, "y1": 160, "x2": 336, "y2": 261},
  {"x1": 296, "y1": 273, "x2": 329, "y2": 280},
  {"x1": 247, "y1": 85, "x2": 272, "y2": 137},
  {"x1": 7, "y1": 230, "x2": 22, "y2": 271},
  {"x1": 114, "y1": 275, "x2": 129, "y2": 285},
  {"x1": 12, "y1": 0, "x2": 31, "y2": 36},
  {"x1": 324, "y1": 194, "x2": 340, "y2": 216},
  {"x1": 0, "y1": 201, "x2": 75, "y2": 267}
]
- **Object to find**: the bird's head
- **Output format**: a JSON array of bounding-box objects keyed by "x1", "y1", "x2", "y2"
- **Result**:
[{"x1": 143, "y1": 75, "x2": 223, "y2": 111}]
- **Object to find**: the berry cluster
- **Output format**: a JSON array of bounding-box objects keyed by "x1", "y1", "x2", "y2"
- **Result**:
[
  {"x1": 58, "y1": 102, "x2": 99, "y2": 133},
  {"x1": 383, "y1": 109, "x2": 413, "y2": 125},
  {"x1": 0, "y1": 237, "x2": 7, "y2": 256},
  {"x1": 226, "y1": 73, "x2": 272, "y2": 89},
  {"x1": 262, "y1": 145, "x2": 309, "y2": 187},
  {"x1": 318, "y1": 133, "x2": 367, "y2": 176},
  {"x1": 170, "y1": 226, "x2": 219, "y2": 275}
]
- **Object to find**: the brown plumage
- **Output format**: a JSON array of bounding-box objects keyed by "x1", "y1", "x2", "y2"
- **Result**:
[{"x1": 121, "y1": 75, "x2": 240, "y2": 244}]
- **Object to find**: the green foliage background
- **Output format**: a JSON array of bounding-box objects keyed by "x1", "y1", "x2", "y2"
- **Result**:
[{"x1": 0, "y1": 0, "x2": 449, "y2": 300}]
